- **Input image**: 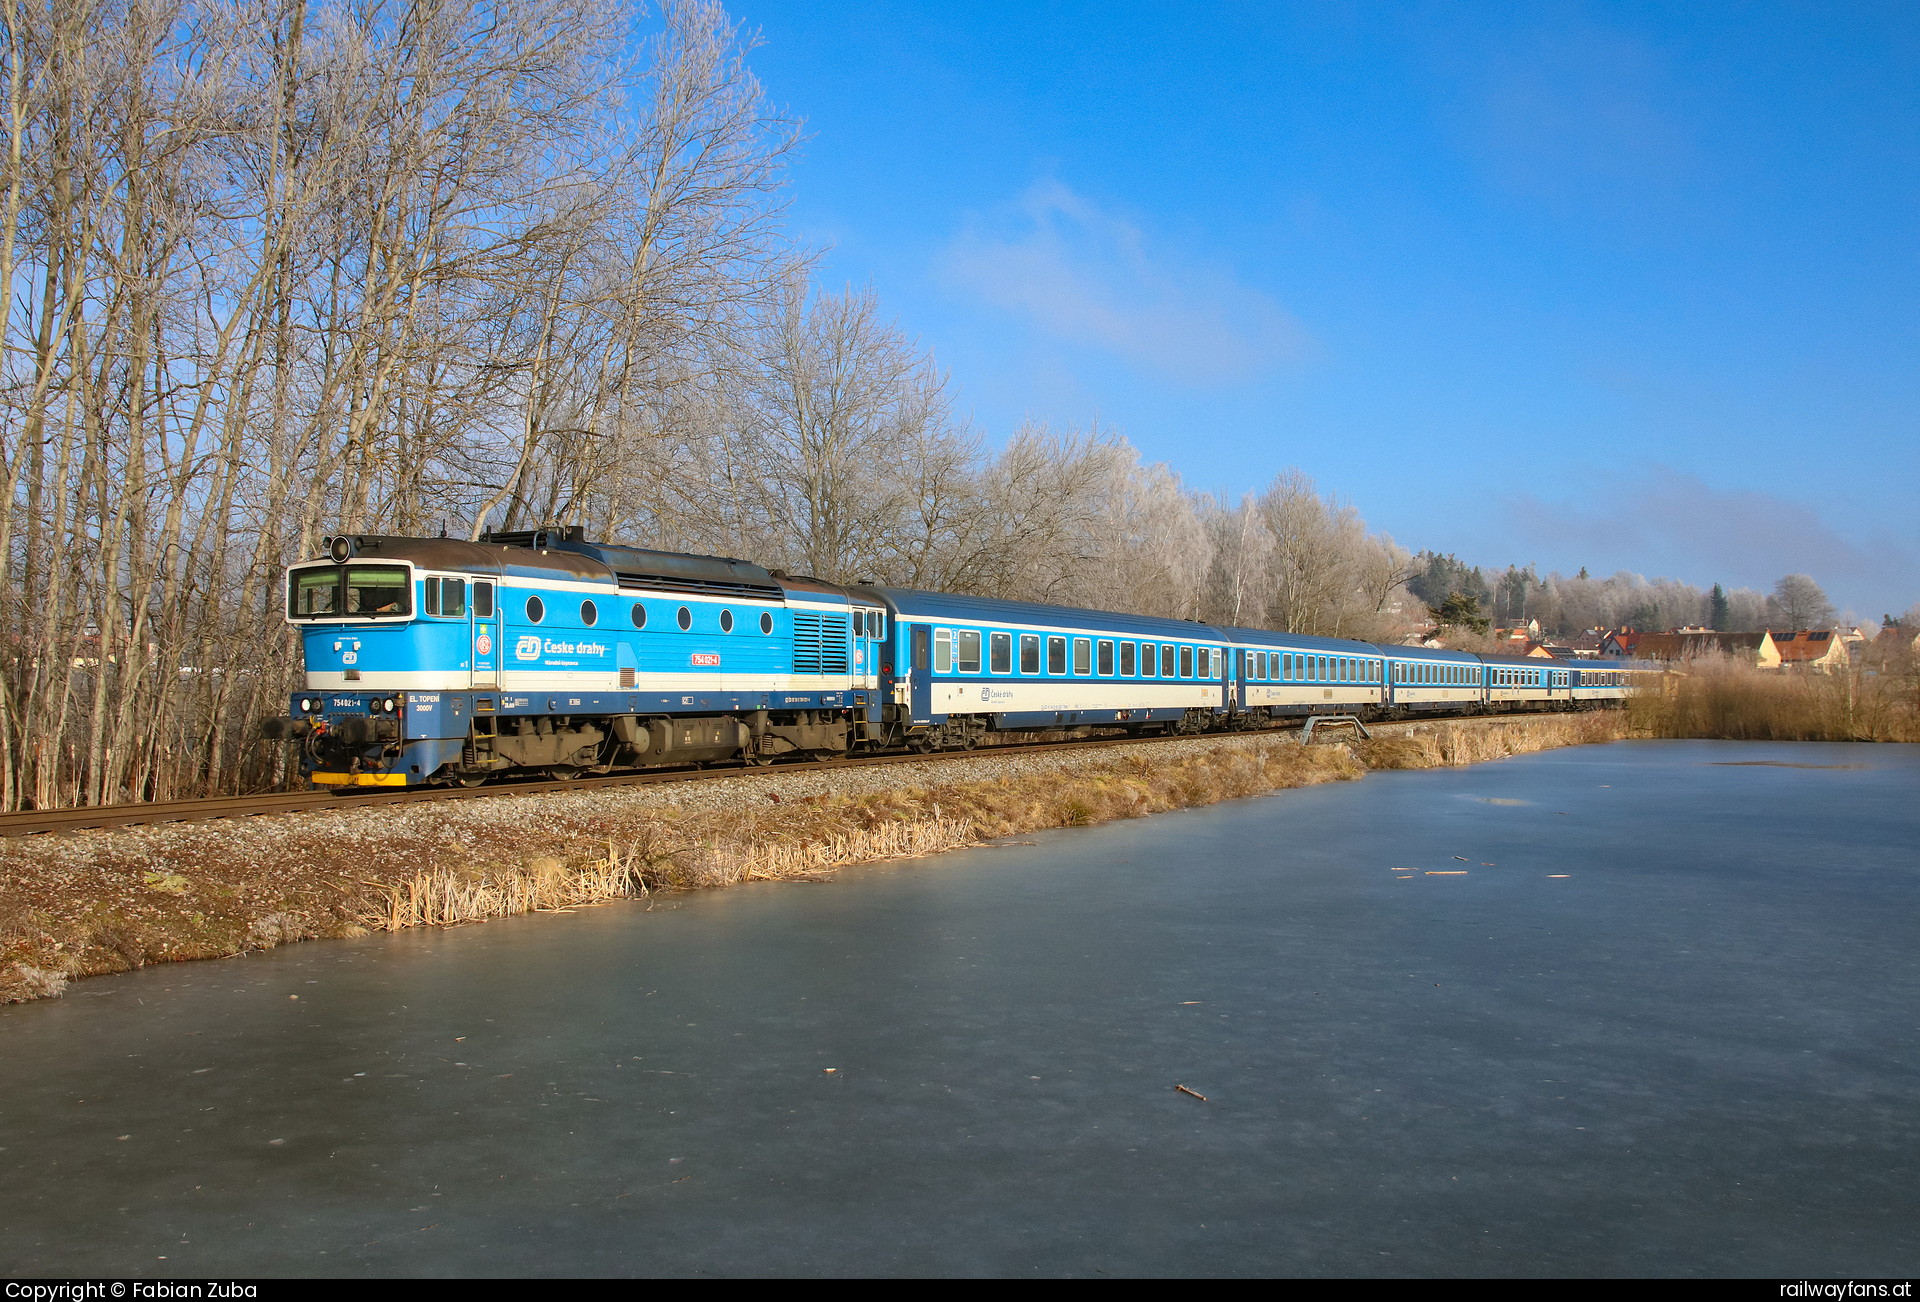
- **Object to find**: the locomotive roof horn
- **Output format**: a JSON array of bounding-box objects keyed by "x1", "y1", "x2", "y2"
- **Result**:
[{"x1": 325, "y1": 535, "x2": 353, "y2": 563}]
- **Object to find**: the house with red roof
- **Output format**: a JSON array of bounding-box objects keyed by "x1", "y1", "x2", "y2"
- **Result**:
[{"x1": 1772, "y1": 629, "x2": 1851, "y2": 673}]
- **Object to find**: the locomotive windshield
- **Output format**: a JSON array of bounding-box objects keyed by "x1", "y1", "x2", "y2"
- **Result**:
[{"x1": 286, "y1": 564, "x2": 413, "y2": 620}]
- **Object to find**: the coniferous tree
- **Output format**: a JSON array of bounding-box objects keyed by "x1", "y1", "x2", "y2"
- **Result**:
[{"x1": 1710, "y1": 583, "x2": 1731, "y2": 631}]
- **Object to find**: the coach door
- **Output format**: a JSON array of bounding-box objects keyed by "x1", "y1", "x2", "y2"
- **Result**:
[
  {"x1": 471, "y1": 579, "x2": 498, "y2": 688},
  {"x1": 909, "y1": 624, "x2": 932, "y2": 723},
  {"x1": 853, "y1": 607, "x2": 882, "y2": 692}
]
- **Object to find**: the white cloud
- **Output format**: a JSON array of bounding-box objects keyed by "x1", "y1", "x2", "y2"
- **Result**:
[
  {"x1": 935, "y1": 179, "x2": 1306, "y2": 387},
  {"x1": 1497, "y1": 465, "x2": 1917, "y2": 616}
]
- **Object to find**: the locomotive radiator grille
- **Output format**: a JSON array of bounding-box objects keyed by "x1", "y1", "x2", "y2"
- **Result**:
[{"x1": 791, "y1": 613, "x2": 851, "y2": 675}]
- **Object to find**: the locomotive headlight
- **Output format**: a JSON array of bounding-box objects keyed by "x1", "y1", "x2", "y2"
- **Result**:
[
  {"x1": 299, "y1": 698, "x2": 314, "y2": 713},
  {"x1": 382, "y1": 697, "x2": 396, "y2": 713}
]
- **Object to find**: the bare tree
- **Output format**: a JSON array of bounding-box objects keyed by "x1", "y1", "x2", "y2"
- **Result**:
[{"x1": 1767, "y1": 574, "x2": 1836, "y2": 631}]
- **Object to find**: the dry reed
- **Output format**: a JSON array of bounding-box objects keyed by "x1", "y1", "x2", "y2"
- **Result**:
[{"x1": 1629, "y1": 656, "x2": 1920, "y2": 742}]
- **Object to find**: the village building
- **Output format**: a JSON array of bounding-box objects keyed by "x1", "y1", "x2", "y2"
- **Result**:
[
  {"x1": 1600, "y1": 629, "x2": 1644, "y2": 659},
  {"x1": 1772, "y1": 629, "x2": 1851, "y2": 673},
  {"x1": 1632, "y1": 630, "x2": 1781, "y2": 669}
]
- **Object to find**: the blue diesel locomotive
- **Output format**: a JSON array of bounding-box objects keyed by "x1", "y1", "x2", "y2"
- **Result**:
[{"x1": 261, "y1": 529, "x2": 1649, "y2": 787}]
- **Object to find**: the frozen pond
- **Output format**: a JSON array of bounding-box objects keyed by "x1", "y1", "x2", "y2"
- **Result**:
[{"x1": 2, "y1": 740, "x2": 1916, "y2": 1276}]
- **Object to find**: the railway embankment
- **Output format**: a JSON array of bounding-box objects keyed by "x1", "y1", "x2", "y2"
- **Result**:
[{"x1": 1, "y1": 712, "x2": 1630, "y2": 1004}]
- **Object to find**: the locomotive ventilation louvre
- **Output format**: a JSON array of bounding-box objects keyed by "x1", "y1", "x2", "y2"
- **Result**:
[
  {"x1": 613, "y1": 569, "x2": 782, "y2": 600},
  {"x1": 790, "y1": 612, "x2": 850, "y2": 675}
]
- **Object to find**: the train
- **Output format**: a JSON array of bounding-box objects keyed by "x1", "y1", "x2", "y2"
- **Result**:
[{"x1": 259, "y1": 529, "x2": 1655, "y2": 788}]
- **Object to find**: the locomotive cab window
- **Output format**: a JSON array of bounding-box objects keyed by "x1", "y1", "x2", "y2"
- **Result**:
[
  {"x1": 957, "y1": 629, "x2": 981, "y2": 674},
  {"x1": 990, "y1": 632, "x2": 1012, "y2": 673},
  {"x1": 473, "y1": 580, "x2": 494, "y2": 619},
  {"x1": 1020, "y1": 634, "x2": 1041, "y2": 674},
  {"x1": 289, "y1": 568, "x2": 339, "y2": 618},
  {"x1": 345, "y1": 566, "x2": 410, "y2": 617}
]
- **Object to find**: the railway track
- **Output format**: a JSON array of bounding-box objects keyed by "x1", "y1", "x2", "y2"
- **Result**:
[{"x1": 0, "y1": 721, "x2": 1314, "y2": 839}]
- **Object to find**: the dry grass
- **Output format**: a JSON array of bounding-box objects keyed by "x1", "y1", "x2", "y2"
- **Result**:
[
  {"x1": 2, "y1": 715, "x2": 1636, "y2": 1003},
  {"x1": 1351, "y1": 712, "x2": 1630, "y2": 770},
  {"x1": 1629, "y1": 657, "x2": 1920, "y2": 742}
]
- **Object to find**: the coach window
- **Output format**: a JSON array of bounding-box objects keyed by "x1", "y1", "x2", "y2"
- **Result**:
[
  {"x1": 1073, "y1": 638, "x2": 1091, "y2": 675},
  {"x1": 1179, "y1": 645, "x2": 1194, "y2": 678},
  {"x1": 1097, "y1": 640, "x2": 1114, "y2": 675},
  {"x1": 935, "y1": 628, "x2": 953, "y2": 673},
  {"x1": 1020, "y1": 633, "x2": 1041, "y2": 674},
  {"x1": 1120, "y1": 641, "x2": 1136, "y2": 676},
  {"x1": 1047, "y1": 636, "x2": 1067, "y2": 675},
  {"x1": 1141, "y1": 643, "x2": 1156, "y2": 676},
  {"x1": 1282, "y1": 653, "x2": 1292, "y2": 680},
  {"x1": 526, "y1": 595, "x2": 545, "y2": 624},
  {"x1": 1160, "y1": 643, "x2": 1176, "y2": 677},
  {"x1": 957, "y1": 629, "x2": 981, "y2": 674},
  {"x1": 989, "y1": 632, "x2": 1011, "y2": 673}
]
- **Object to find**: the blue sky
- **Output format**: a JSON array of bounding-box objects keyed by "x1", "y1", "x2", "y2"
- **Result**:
[{"x1": 733, "y1": 1, "x2": 1919, "y2": 619}]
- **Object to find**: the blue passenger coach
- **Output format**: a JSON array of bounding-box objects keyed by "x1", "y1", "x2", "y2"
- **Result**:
[{"x1": 859, "y1": 588, "x2": 1233, "y2": 748}]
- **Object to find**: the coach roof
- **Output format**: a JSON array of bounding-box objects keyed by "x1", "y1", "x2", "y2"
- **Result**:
[{"x1": 858, "y1": 587, "x2": 1227, "y2": 641}]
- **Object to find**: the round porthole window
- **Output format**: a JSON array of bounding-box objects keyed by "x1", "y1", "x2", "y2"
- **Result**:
[
  {"x1": 580, "y1": 599, "x2": 598, "y2": 626},
  {"x1": 526, "y1": 595, "x2": 545, "y2": 624},
  {"x1": 676, "y1": 605, "x2": 691, "y2": 631},
  {"x1": 719, "y1": 609, "x2": 734, "y2": 633},
  {"x1": 631, "y1": 604, "x2": 647, "y2": 629},
  {"x1": 759, "y1": 611, "x2": 773, "y2": 635}
]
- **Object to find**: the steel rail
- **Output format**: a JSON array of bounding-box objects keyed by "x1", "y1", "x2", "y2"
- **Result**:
[{"x1": 0, "y1": 721, "x2": 1315, "y2": 839}]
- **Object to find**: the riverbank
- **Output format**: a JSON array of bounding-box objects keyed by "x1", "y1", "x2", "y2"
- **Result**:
[{"x1": 1, "y1": 713, "x2": 1629, "y2": 1004}]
